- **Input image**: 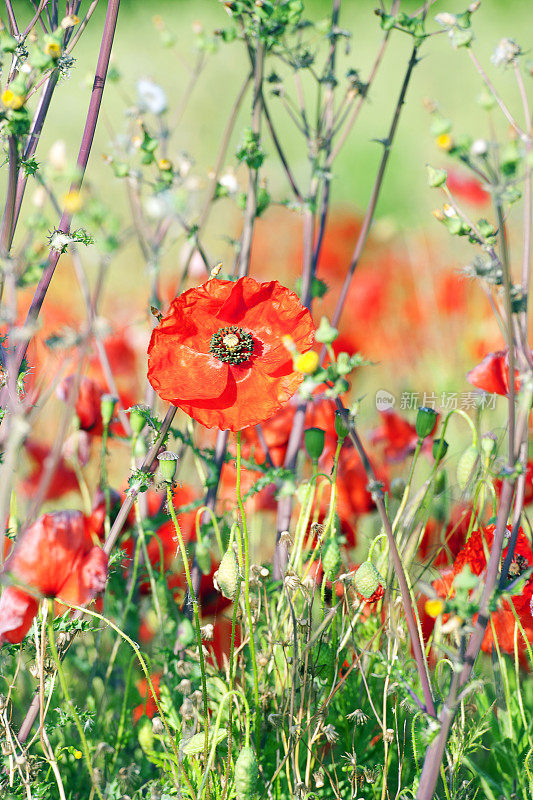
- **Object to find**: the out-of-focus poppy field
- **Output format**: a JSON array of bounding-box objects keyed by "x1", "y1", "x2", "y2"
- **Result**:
[{"x1": 0, "y1": 1, "x2": 532, "y2": 799}]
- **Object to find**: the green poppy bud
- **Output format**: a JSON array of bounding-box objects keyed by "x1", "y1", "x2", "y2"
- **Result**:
[
  {"x1": 129, "y1": 404, "x2": 149, "y2": 435},
  {"x1": 456, "y1": 444, "x2": 479, "y2": 491},
  {"x1": 334, "y1": 410, "x2": 350, "y2": 441},
  {"x1": 354, "y1": 561, "x2": 381, "y2": 598},
  {"x1": 100, "y1": 394, "x2": 118, "y2": 427},
  {"x1": 214, "y1": 547, "x2": 239, "y2": 599},
  {"x1": 390, "y1": 477, "x2": 406, "y2": 500},
  {"x1": 234, "y1": 746, "x2": 259, "y2": 800},
  {"x1": 304, "y1": 427, "x2": 325, "y2": 461}
]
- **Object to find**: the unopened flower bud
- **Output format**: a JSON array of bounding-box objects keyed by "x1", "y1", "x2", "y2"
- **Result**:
[
  {"x1": 315, "y1": 316, "x2": 338, "y2": 345},
  {"x1": 390, "y1": 477, "x2": 406, "y2": 500},
  {"x1": 304, "y1": 427, "x2": 325, "y2": 461},
  {"x1": 354, "y1": 561, "x2": 381, "y2": 599},
  {"x1": 129, "y1": 404, "x2": 148, "y2": 435},
  {"x1": 100, "y1": 394, "x2": 118, "y2": 427},
  {"x1": 334, "y1": 410, "x2": 350, "y2": 441}
]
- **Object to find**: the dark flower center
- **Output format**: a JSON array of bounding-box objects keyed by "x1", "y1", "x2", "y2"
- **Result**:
[
  {"x1": 210, "y1": 326, "x2": 254, "y2": 365},
  {"x1": 504, "y1": 553, "x2": 529, "y2": 581}
]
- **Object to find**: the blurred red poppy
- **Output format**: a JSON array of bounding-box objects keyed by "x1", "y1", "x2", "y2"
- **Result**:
[
  {"x1": 446, "y1": 170, "x2": 489, "y2": 205},
  {"x1": 21, "y1": 440, "x2": 79, "y2": 500},
  {"x1": 133, "y1": 673, "x2": 160, "y2": 723},
  {"x1": 0, "y1": 511, "x2": 108, "y2": 644},
  {"x1": 467, "y1": 350, "x2": 520, "y2": 397},
  {"x1": 370, "y1": 410, "x2": 420, "y2": 462},
  {"x1": 58, "y1": 375, "x2": 133, "y2": 437},
  {"x1": 432, "y1": 523, "x2": 533, "y2": 654},
  {"x1": 147, "y1": 277, "x2": 315, "y2": 431}
]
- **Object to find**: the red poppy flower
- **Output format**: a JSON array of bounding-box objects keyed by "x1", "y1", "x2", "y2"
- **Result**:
[
  {"x1": 133, "y1": 673, "x2": 160, "y2": 723},
  {"x1": 371, "y1": 410, "x2": 420, "y2": 462},
  {"x1": 419, "y1": 504, "x2": 474, "y2": 568},
  {"x1": 21, "y1": 440, "x2": 80, "y2": 501},
  {"x1": 147, "y1": 277, "x2": 315, "y2": 431},
  {"x1": 57, "y1": 376, "x2": 133, "y2": 437},
  {"x1": 446, "y1": 170, "x2": 489, "y2": 206},
  {"x1": 0, "y1": 511, "x2": 108, "y2": 645},
  {"x1": 467, "y1": 350, "x2": 520, "y2": 396},
  {"x1": 432, "y1": 524, "x2": 533, "y2": 654}
]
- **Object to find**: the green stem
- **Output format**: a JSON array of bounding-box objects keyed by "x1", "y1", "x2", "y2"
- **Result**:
[
  {"x1": 100, "y1": 423, "x2": 111, "y2": 538},
  {"x1": 47, "y1": 611, "x2": 104, "y2": 800},
  {"x1": 166, "y1": 484, "x2": 210, "y2": 758},
  {"x1": 235, "y1": 431, "x2": 260, "y2": 749}
]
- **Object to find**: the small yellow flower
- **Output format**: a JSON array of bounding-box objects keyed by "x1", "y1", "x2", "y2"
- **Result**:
[
  {"x1": 294, "y1": 350, "x2": 319, "y2": 374},
  {"x1": 158, "y1": 158, "x2": 172, "y2": 171},
  {"x1": 432, "y1": 209, "x2": 445, "y2": 221},
  {"x1": 44, "y1": 41, "x2": 62, "y2": 59},
  {"x1": 73, "y1": 749, "x2": 82, "y2": 760},
  {"x1": 424, "y1": 599, "x2": 445, "y2": 619},
  {"x1": 436, "y1": 133, "x2": 453, "y2": 151},
  {"x1": 63, "y1": 190, "x2": 83, "y2": 214},
  {"x1": 1, "y1": 89, "x2": 25, "y2": 110}
]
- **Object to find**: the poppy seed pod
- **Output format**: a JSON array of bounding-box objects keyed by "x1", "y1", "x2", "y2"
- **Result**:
[
  {"x1": 158, "y1": 451, "x2": 179, "y2": 482},
  {"x1": 415, "y1": 406, "x2": 438, "y2": 439},
  {"x1": 432, "y1": 438, "x2": 449, "y2": 461},
  {"x1": 304, "y1": 427, "x2": 325, "y2": 461}
]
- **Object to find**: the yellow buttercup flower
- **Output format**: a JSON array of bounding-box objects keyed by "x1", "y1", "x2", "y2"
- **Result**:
[
  {"x1": 294, "y1": 350, "x2": 319, "y2": 374},
  {"x1": 424, "y1": 599, "x2": 445, "y2": 619},
  {"x1": 436, "y1": 133, "x2": 453, "y2": 151},
  {"x1": 1, "y1": 89, "x2": 25, "y2": 110}
]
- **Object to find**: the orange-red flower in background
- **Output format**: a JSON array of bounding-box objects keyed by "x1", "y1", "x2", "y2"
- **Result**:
[
  {"x1": 446, "y1": 170, "x2": 489, "y2": 206},
  {"x1": 147, "y1": 277, "x2": 315, "y2": 431},
  {"x1": 467, "y1": 350, "x2": 520, "y2": 397},
  {"x1": 432, "y1": 524, "x2": 533, "y2": 654},
  {"x1": 20, "y1": 440, "x2": 80, "y2": 500},
  {"x1": 370, "y1": 410, "x2": 420, "y2": 462},
  {"x1": 133, "y1": 674, "x2": 160, "y2": 723},
  {"x1": 0, "y1": 511, "x2": 108, "y2": 644},
  {"x1": 57, "y1": 376, "x2": 133, "y2": 437}
]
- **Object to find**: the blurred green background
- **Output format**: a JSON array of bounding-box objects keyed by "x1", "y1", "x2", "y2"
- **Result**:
[
  {"x1": 10, "y1": 0, "x2": 532, "y2": 224},
  {"x1": 6, "y1": 0, "x2": 531, "y2": 435}
]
